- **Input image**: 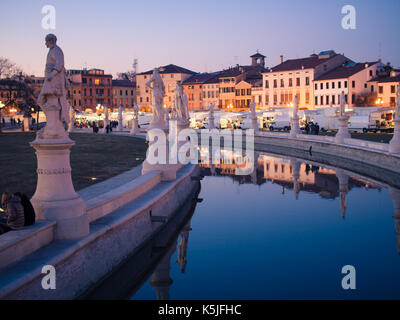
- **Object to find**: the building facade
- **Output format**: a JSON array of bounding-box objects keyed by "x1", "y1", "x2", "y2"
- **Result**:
[
  {"x1": 313, "y1": 62, "x2": 381, "y2": 108},
  {"x1": 182, "y1": 73, "x2": 220, "y2": 110},
  {"x1": 263, "y1": 51, "x2": 351, "y2": 109},
  {"x1": 136, "y1": 64, "x2": 196, "y2": 110},
  {"x1": 67, "y1": 69, "x2": 113, "y2": 112},
  {"x1": 112, "y1": 80, "x2": 136, "y2": 110}
]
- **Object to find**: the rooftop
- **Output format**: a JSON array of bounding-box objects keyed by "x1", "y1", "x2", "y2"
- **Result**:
[
  {"x1": 112, "y1": 79, "x2": 136, "y2": 87},
  {"x1": 314, "y1": 62, "x2": 379, "y2": 81},
  {"x1": 137, "y1": 64, "x2": 196, "y2": 76},
  {"x1": 269, "y1": 51, "x2": 342, "y2": 73}
]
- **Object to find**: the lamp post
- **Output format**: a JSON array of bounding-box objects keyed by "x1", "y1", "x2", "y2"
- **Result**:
[{"x1": 0, "y1": 101, "x2": 5, "y2": 133}]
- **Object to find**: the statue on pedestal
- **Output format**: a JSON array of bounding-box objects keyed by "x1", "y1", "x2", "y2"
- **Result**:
[
  {"x1": 146, "y1": 68, "x2": 165, "y2": 127},
  {"x1": 38, "y1": 34, "x2": 70, "y2": 128},
  {"x1": 173, "y1": 81, "x2": 189, "y2": 125}
]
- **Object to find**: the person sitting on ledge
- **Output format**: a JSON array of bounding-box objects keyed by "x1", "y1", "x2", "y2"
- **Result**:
[{"x1": 0, "y1": 193, "x2": 25, "y2": 235}]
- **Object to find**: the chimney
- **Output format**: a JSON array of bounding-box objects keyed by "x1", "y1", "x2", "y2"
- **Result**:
[{"x1": 280, "y1": 55, "x2": 283, "y2": 64}]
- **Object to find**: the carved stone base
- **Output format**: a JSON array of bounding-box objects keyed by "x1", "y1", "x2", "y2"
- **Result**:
[
  {"x1": 389, "y1": 119, "x2": 400, "y2": 154},
  {"x1": 290, "y1": 116, "x2": 300, "y2": 138},
  {"x1": 130, "y1": 118, "x2": 139, "y2": 135},
  {"x1": 142, "y1": 128, "x2": 181, "y2": 181},
  {"x1": 30, "y1": 138, "x2": 89, "y2": 240},
  {"x1": 335, "y1": 116, "x2": 351, "y2": 144}
]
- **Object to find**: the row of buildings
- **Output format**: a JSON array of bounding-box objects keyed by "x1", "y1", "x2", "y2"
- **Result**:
[
  {"x1": 135, "y1": 50, "x2": 399, "y2": 111},
  {"x1": 1, "y1": 50, "x2": 399, "y2": 115}
]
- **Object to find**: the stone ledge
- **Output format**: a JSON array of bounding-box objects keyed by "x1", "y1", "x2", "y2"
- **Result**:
[
  {"x1": 0, "y1": 221, "x2": 56, "y2": 269},
  {"x1": 0, "y1": 164, "x2": 199, "y2": 299},
  {"x1": 84, "y1": 171, "x2": 162, "y2": 222}
]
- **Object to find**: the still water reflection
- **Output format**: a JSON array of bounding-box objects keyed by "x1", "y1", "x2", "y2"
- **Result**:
[{"x1": 86, "y1": 151, "x2": 400, "y2": 299}]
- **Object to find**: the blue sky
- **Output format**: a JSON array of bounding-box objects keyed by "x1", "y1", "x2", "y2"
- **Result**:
[{"x1": 0, "y1": 0, "x2": 399, "y2": 76}]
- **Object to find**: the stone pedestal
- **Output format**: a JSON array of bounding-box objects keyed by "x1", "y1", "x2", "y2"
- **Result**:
[
  {"x1": 290, "y1": 116, "x2": 300, "y2": 138},
  {"x1": 142, "y1": 126, "x2": 181, "y2": 181},
  {"x1": 23, "y1": 116, "x2": 31, "y2": 132},
  {"x1": 335, "y1": 116, "x2": 350, "y2": 144},
  {"x1": 117, "y1": 107, "x2": 123, "y2": 131},
  {"x1": 251, "y1": 117, "x2": 259, "y2": 132},
  {"x1": 101, "y1": 107, "x2": 109, "y2": 134},
  {"x1": 130, "y1": 117, "x2": 139, "y2": 135},
  {"x1": 208, "y1": 115, "x2": 215, "y2": 129},
  {"x1": 30, "y1": 97, "x2": 88, "y2": 240},
  {"x1": 389, "y1": 118, "x2": 400, "y2": 154}
]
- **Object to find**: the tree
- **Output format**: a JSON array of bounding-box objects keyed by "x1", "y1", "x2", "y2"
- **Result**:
[
  {"x1": 0, "y1": 57, "x2": 22, "y2": 79},
  {"x1": 0, "y1": 79, "x2": 36, "y2": 116},
  {"x1": 116, "y1": 70, "x2": 136, "y2": 82},
  {"x1": 354, "y1": 91, "x2": 377, "y2": 107}
]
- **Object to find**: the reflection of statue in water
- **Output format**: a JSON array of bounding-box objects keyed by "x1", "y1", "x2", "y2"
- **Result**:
[
  {"x1": 38, "y1": 34, "x2": 70, "y2": 126},
  {"x1": 146, "y1": 68, "x2": 165, "y2": 126},
  {"x1": 173, "y1": 81, "x2": 189, "y2": 122},
  {"x1": 174, "y1": 220, "x2": 192, "y2": 273}
]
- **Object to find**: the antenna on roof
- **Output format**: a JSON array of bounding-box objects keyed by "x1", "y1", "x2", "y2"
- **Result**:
[
  {"x1": 133, "y1": 58, "x2": 138, "y2": 75},
  {"x1": 378, "y1": 42, "x2": 382, "y2": 61}
]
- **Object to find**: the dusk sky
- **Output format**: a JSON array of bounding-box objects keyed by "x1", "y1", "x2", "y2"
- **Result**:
[{"x1": 1, "y1": 0, "x2": 399, "y2": 77}]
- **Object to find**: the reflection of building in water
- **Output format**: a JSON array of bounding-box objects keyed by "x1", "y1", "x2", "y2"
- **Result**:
[
  {"x1": 389, "y1": 187, "x2": 400, "y2": 254},
  {"x1": 150, "y1": 238, "x2": 177, "y2": 300},
  {"x1": 174, "y1": 220, "x2": 192, "y2": 273},
  {"x1": 200, "y1": 152, "x2": 380, "y2": 202}
]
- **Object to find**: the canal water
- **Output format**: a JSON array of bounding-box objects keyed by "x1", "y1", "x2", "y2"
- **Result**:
[{"x1": 86, "y1": 152, "x2": 400, "y2": 300}]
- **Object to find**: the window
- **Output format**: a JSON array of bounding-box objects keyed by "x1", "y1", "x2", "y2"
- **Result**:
[
  {"x1": 369, "y1": 70, "x2": 373, "y2": 77},
  {"x1": 391, "y1": 97, "x2": 396, "y2": 106},
  {"x1": 332, "y1": 95, "x2": 335, "y2": 105},
  {"x1": 344, "y1": 81, "x2": 348, "y2": 88},
  {"x1": 320, "y1": 96, "x2": 323, "y2": 105},
  {"x1": 391, "y1": 85, "x2": 396, "y2": 94},
  {"x1": 306, "y1": 77, "x2": 310, "y2": 86},
  {"x1": 320, "y1": 83, "x2": 323, "y2": 90},
  {"x1": 280, "y1": 79, "x2": 284, "y2": 88},
  {"x1": 273, "y1": 80, "x2": 277, "y2": 88},
  {"x1": 315, "y1": 83, "x2": 318, "y2": 90},
  {"x1": 305, "y1": 92, "x2": 310, "y2": 104},
  {"x1": 352, "y1": 94, "x2": 355, "y2": 104},
  {"x1": 296, "y1": 78, "x2": 300, "y2": 86},
  {"x1": 247, "y1": 89, "x2": 251, "y2": 95},
  {"x1": 326, "y1": 95, "x2": 329, "y2": 105},
  {"x1": 345, "y1": 94, "x2": 348, "y2": 103},
  {"x1": 315, "y1": 96, "x2": 318, "y2": 105},
  {"x1": 371, "y1": 85, "x2": 374, "y2": 92},
  {"x1": 265, "y1": 80, "x2": 269, "y2": 88},
  {"x1": 379, "y1": 86, "x2": 383, "y2": 94},
  {"x1": 265, "y1": 95, "x2": 269, "y2": 104},
  {"x1": 332, "y1": 82, "x2": 335, "y2": 89},
  {"x1": 352, "y1": 81, "x2": 355, "y2": 88},
  {"x1": 326, "y1": 82, "x2": 329, "y2": 89},
  {"x1": 364, "y1": 83, "x2": 367, "y2": 89},
  {"x1": 338, "y1": 81, "x2": 341, "y2": 89}
]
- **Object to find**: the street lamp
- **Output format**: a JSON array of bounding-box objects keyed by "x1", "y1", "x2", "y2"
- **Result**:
[{"x1": 0, "y1": 101, "x2": 5, "y2": 133}]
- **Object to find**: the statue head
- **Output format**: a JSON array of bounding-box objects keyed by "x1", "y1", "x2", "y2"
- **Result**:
[
  {"x1": 153, "y1": 68, "x2": 160, "y2": 75},
  {"x1": 45, "y1": 34, "x2": 57, "y2": 48}
]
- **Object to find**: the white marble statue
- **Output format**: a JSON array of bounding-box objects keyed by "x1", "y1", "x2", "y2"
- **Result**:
[
  {"x1": 146, "y1": 68, "x2": 165, "y2": 126},
  {"x1": 209, "y1": 102, "x2": 214, "y2": 118},
  {"x1": 293, "y1": 95, "x2": 299, "y2": 118},
  {"x1": 250, "y1": 100, "x2": 256, "y2": 119},
  {"x1": 133, "y1": 103, "x2": 139, "y2": 118},
  {"x1": 173, "y1": 81, "x2": 189, "y2": 122},
  {"x1": 340, "y1": 91, "x2": 345, "y2": 117},
  {"x1": 38, "y1": 34, "x2": 70, "y2": 126}
]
